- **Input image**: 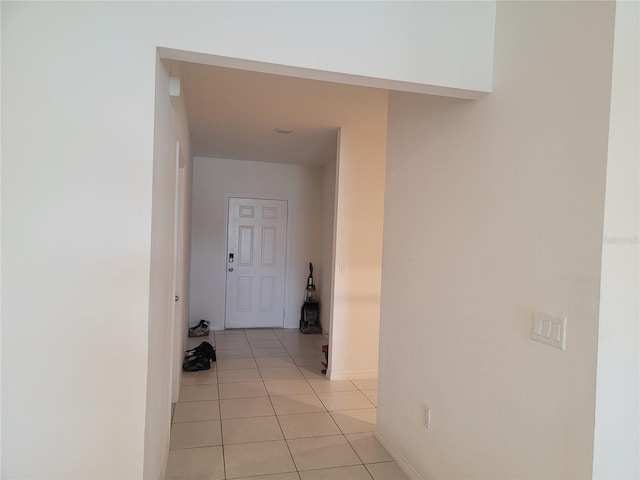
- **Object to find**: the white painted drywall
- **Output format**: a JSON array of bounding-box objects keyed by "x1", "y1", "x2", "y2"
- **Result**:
[
  {"x1": 189, "y1": 157, "x2": 324, "y2": 331},
  {"x1": 593, "y1": 2, "x2": 640, "y2": 478},
  {"x1": 328, "y1": 98, "x2": 389, "y2": 380},
  {"x1": 2, "y1": 4, "x2": 155, "y2": 477},
  {"x1": 157, "y1": 1, "x2": 496, "y2": 98},
  {"x1": 144, "y1": 59, "x2": 193, "y2": 480},
  {"x1": 1, "y1": 2, "x2": 495, "y2": 477},
  {"x1": 321, "y1": 158, "x2": 337, "y2": 334},
  {"x1": 378, "y1": 2, "x2": 615, "y2": 478},
  {"x1": 144, "y1": 58, "x2": 175, "y2": 480}
]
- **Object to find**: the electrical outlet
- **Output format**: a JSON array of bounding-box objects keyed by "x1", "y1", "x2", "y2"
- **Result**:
[{"x1": 423, "y1": 405, "x2": 431, "y2": 429}]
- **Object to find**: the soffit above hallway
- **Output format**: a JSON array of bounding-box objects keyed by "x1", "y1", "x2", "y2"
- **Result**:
[{"x1": 179, "y1": 61, "x2": 388, "y2": 167}]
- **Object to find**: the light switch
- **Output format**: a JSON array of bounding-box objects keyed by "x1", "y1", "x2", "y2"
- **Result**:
[{"x1": 531, "y1": 311, "x2": 566, "y2": 350}]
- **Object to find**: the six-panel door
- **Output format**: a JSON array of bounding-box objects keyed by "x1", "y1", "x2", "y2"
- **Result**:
[{"x1": 225, "y1": 198, "x2": 288, "y2": 328}]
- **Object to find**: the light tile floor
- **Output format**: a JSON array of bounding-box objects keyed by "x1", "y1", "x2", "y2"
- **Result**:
[{"x1": 166, "y1": 328, "x2": 408, "y2": 480}]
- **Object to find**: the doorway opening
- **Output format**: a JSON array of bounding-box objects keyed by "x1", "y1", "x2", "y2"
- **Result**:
[{"x1": 174, "y1": 57, "x2": 389, "y2": 383}]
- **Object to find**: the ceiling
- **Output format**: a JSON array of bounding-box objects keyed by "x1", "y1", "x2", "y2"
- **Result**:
[{"x1": 179, "y1": 62, "x2": 386, "y2": 167}]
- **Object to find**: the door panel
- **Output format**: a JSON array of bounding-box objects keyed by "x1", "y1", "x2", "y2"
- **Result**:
[{"x1": 226, "y1": 198, "x2": 287, "y2": 328}]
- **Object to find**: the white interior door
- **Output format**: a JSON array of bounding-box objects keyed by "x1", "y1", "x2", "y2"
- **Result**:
[{"x1": 226, "y1": 197, "x2": 287, "y2": 328}]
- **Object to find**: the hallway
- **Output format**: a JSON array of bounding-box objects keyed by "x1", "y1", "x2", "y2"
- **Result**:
[{"x1": 166, "y1": 328, "x2": 407, "y2": 479}]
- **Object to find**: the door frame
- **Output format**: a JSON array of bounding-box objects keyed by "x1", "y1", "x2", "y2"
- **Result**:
[
  {"x1": 223, "y1": 194, "x2": 290, "y2": 330},
  {"x1": 170, "y1": 142, "x2": 187, "y2": 402}
]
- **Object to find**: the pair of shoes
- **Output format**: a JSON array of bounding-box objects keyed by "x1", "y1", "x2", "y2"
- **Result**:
[
  {"x1": 182, "y1": 341, "x2": 216, "y2": 372},
  {"x1": 183, "y1": 356, "x2": 210, "y2": 371},
  {"x1": 185, "y1": 341, "x2": 216, "y2": 362},
  {"x1": 188, "y1": 319, "x2": 210, "y2": 337}
]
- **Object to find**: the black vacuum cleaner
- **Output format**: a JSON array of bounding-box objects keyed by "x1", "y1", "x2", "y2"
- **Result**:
[{"x1": 300, "y1": 263, "x2": 322, "y2": 334}]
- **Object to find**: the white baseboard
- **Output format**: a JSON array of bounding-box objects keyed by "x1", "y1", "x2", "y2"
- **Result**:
[
  {"x1": 375, "y1": 427, "x2": 423, "y2": 480},
  {"x1": 328, "y1": 369, "x2": 378, "y2": 381}
]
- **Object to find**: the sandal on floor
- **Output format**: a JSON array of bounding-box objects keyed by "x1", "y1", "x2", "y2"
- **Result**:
[
  {"x1": 185, "y1": 342, "x2": 216, "y2": 361},
  {"x1": 182, "y1": 356, "x2": 210, "y2": 371}
]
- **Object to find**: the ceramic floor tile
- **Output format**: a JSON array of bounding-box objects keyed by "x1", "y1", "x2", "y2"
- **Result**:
[
  {"x1": 249, "y1": 340, "x2": 284, "y2": 349},
  {"x1": 284, "y1": 347, "x2": 322, "y2": 357},
  {"x1": 224, "y1": 440, "x2": 296, "y2": 479},
  {"x1": 222, "y1": 416, "x2": 284, "y2": 444},
  {"x1": 168, "y1": 328, "x2": 381, "y2": 480},
  {"x1": 276, "y1": 331, "x2": 309, "y2": 340},
  {"x1": 317, "y1": 391, "x2": 375, "y2": 411},
  {"x1": 362, "y1": 390, "x2": 378, "y2": 407},
  {"x1": 181, "y1": 369, "x2": 218, "y2": 386},
  {"x1": 299, "y1": 367, "x2": 333, "y2": 381},
  {"x1": 299, "y1": 465, "x2": 374, "y2": 480},
  {"x1": 256, "y1": 356, "x2": 296, "y2": 368},
  {"x1": 213, "y1": 331, "x2": 247, "y2": 339},
  {"x1": 186, "y1": 335, "x2": 214, "y2": 348},
  {"x1": 252, "y1": 348, "x2": 290, "y2": 358},
  {"x1": 365, "y1": 462, "x2": 409, "y2": 480},
  {"x1": 281, "y1": 336, "x2": 326, "y2": 346},
  {"x1": 173, "y1": 400, "x2": 220, "y2": 423},
  {"x1": 214, "y1": 333, "x2": 248, "y2": 342},
  {"x1": 216, "y1": 340, "x2": 251, "y2": 350},
  {"x1": 165, "y1": 446, "x2": 225, "y2": 480},
  {"x1": 264, "y1": 380, "x2": 314, "y2": 396},
  {"x1": 169, "y1": 420, "x2": 222, "y2": 449},
  {"x1": 220, "y1": 396, "x2": 275, "y2": 419},
  {"x1": 260, "y1": 367, "x2": 305, "y2": 380},
  {"x1": 307, "y1": 379, "x2": 357, "y2": 393},
  {"x1": 217, "y1": 368, "x2": 262, "y2": 384},
  {"x1": 330, "y1": 408, "x2": 377, "y2": 434},
  {"x1": 346, "y1": 433, "x2": 393, "y2": 464},
  {"x1": 287, "y1": 435, "x2": 361, "y2": 471},
  {"x1": 277, "y1": 412, "x2": 341, "y2": 439},
  {"x1": 215, "y1": 348, "x2": 254, "y2": 359},
  {"x1": 351, "y1": 378, "x2": 378, "y2": 391},
  {"x1": 218, "y1": 381, "x2": 268, "y2": 400},
  {"x1": 179, "y1": 384, "x2": 219, "y2": 402},
  {"x1": 274, "y1": 329, "x2": 302, "y2": 337},
  {"x1": 270, "y1": 393, "x2": 326, "y2": 415},
  {"x1": 280, "y1": 338, "x2": 322, "y2": 353},
  {"x1": 290, "y1": 355, "x2": 324, "y2": 367},
  {"x1": 235, "y1": 474, "x2": 300, "y2": 480},
  {"x1": 217, "y1": 357, "x2": 258, "y2": 371},
  {"x1": 245, "y1": 332, "x2": 280, "y2": 341}
]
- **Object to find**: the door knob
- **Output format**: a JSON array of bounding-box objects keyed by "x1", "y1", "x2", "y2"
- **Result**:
[
  {"x1": 228, "y1": 267, "x2": 234, "y2": 272},
  {"x1": 175, "y1": 295, "x2": 179, "y2": 302}
]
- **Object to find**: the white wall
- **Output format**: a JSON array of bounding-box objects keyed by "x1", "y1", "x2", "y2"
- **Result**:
[
  {"x1": 157, "y1": 2, "x2": 496, "y2": 98},
  {"x1": 328, "y1": 99, "x2": 389, "y2": 380},
  {"x1": 189, "y1": 157, "x2": 324, "y2": 330},
  {"x1": 1, "y1": 2, "x2": 495, "y2": 477},
  {"x1": 144, "y1": 60, "x2": 192, "y2": 480},
  {"x1": 593, "y1": 1, "x2": 640, "y2": 478},
  {"x1": 321, "y1": 158, "x2": 337, "y2": 334},
  {"x1": 378, "y1": 2, "x2": 615, "y2": 478},
  {"x1": 2, "y1": 4, "x2": 155, "y2": 478}
]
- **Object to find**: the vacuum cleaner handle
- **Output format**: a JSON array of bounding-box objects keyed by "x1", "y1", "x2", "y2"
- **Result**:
[{"x1": 307, "y1": 263, "x2": 315, "y2": 288}]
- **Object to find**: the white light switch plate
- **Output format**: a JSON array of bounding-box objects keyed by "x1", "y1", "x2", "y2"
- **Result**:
[{"x1": 531, "y1": 311, "x2": 566, "y2": 350}]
